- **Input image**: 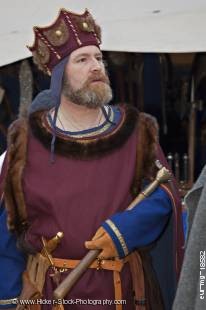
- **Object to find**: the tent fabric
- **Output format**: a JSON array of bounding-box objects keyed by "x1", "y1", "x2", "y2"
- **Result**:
[{"x1": 0, "y1": 0, "x2": 206, "y2": 67}]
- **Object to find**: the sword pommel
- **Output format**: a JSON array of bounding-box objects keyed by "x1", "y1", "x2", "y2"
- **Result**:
[{"x1": 155, "y1": 167, "x2": 171, "y2": 183}]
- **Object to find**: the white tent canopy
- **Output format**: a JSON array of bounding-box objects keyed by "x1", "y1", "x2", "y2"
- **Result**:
[{"x1": 0, "y1": 0, "x2": 206, "y2": 67}]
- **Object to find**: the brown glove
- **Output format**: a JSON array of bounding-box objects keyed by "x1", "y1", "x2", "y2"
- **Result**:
[{"x1": 85, "y1": 227, "x2": 118, "y2": 259}]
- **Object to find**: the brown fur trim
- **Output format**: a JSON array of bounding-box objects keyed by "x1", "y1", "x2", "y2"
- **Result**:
[
  {"x1": 4, "y1": 117, "x2": 29, "y2": 232},
  {"x1": 132, "y1": 113, "x2": 159, "y2": 196},
  {"x1": 29, "y1": 105, "x2": 139, "y2": 160},
  {"x1": 3, "y1": 106, "x2": 159, "y2": 234},
  {"x1": 87, "y1": 14, "x2": 102, "y2": 41},
  {"x1": 93, "y1": 23, "x2": 102, "y2": 43},
  {"x1": 73, "y1": 13, "x2": 102, "y2": 43}
]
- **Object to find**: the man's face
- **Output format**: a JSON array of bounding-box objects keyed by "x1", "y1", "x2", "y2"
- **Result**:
[{"x1": 62, "y1": 45, "x2": 113, "y2": 108}]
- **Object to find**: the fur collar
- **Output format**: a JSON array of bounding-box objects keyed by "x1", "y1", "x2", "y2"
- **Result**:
[
  {"x1": 4, "y1": 105, "x2": 159, "y2": 233},
  {"x1": 29, "y1": 105, "x2": 139, "y2": 160}
]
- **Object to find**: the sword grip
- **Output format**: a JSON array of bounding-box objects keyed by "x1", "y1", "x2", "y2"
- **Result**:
[
  {"x1": 53, "y1": 249, "x2": 101, "y2": 300},
  {"x1": 53, "y1": 166, "x2": 171, "y2": 300}
]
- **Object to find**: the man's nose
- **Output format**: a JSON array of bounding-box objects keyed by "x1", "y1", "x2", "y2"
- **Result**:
[{"x1": 90, "y1": 58, "x2": 102, "y2": 72}]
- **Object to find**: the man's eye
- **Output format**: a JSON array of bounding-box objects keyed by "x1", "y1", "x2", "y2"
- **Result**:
[
  {"x1": 77, "y1": 58, "x2": 86, "y2": 63},
  {"x1": 96, "y1": 56, "x2": 103, "y2": 62}
]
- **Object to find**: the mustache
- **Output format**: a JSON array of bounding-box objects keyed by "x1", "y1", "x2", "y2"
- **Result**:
[{"x1": 86, "y1": 73, "x2": 109, "y2": 85}]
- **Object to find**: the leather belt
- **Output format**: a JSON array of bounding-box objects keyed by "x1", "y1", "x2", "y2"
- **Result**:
[
  {"x1": 52, "y1": 257, "x2": 127, "y2": 310},
  {"x1": 52, "y1": 257, "x2": 125, "y2": 272}
]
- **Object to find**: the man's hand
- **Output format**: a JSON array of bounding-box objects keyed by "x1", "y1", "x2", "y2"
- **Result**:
[{"x1": 85, "y1": 227, "x2": 118, "y2": 259}]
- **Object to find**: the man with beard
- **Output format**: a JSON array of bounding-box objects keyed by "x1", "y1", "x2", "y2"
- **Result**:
[{"x1": 0, "y1": 8, "x2": 184, "y2": 310}]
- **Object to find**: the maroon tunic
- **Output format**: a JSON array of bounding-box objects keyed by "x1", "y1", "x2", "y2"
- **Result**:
[
  {"x1": 23, "y1": 126, "x2": 137, "y2": 309},
  {"x1": 0, "y1": 104, "x2": 184, "y2": 309}
]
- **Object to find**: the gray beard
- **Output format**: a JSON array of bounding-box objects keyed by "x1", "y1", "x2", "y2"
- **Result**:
[{"x1": 62, "y1": 81, "x2": 113, "y2": 109}]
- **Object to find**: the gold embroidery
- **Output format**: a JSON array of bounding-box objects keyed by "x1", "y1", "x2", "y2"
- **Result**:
[
  {"x1": 43, "y1": 107, "x2": 125, "y2": 144},
  {"x1": 43, "y1": 20, "x2": 69, "y2": 46},
  {"x1": 47, "y1": 107, "x2": 115, "y2": 139},
  {"x1": 105, "y1": 219, "x2": 129, "y2": 256},
  {"x1": 33, "y1": 40, "x2": 50, "y2": 71},
  {"x1": 67, "y1": 108, "x2": 114, "y2": 138},
  {"x1": 27, "y1": 9, "x2": 88, "y2": 50},
  {"x1": 75, "y1": 18, "x2": 95, "y2": 33}
]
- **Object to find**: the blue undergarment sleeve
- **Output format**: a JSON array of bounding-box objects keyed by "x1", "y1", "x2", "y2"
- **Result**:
[
  {"x1": 102, "y1": 187, "x2": 172, "y2": 258},
  {"x1": 0, "y1": 204, "x2": 26, "y2": 308}
]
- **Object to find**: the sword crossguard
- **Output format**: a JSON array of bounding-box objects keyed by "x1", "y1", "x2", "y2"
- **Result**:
[{"x1": 41, "y1": 232, "x2": 64, "y2": 266}]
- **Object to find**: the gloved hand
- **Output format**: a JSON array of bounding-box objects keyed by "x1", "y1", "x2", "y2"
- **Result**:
[{"x1": 85, "y1": 227, "x2": 118, "y2": 259}]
